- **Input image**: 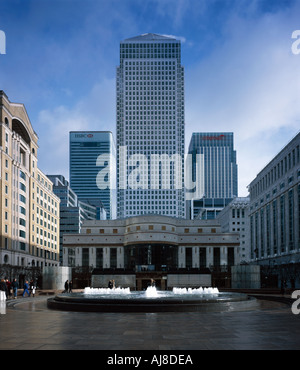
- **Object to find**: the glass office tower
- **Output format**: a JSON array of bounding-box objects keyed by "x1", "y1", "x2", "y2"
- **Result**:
[
  {"x1": 116, "y1": 33, "x2": 185, "y2": 219},
  {"x1": 69, "y1": 131, "x2": 116, "y2": 219},
  {"x1": 188, "y1": 133, "x2": 238, "y2": 219}
]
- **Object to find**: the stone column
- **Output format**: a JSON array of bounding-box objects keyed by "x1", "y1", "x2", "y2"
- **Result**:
[
  {"x1": 206, "y1": 247, "x2": 213, "y2": 269},
  {"x1": 103, "y1": 247, "x2": 110, "y2": 268},
  {"x1": 117, "y1": 247, "x2": 124, "y2": 268},
  {"x1": 193, "y1": 247, "x2": 199, "y2": 268},
  {"x1": 178, "y1": 246, "x2": 185, "y2": 268},
  {"x1": 220, "y1": 246, "x2": 228, "y2": 266},
  {"x1": 89, "y1": 247, "x2": 96, "y2": 268},
  {"x1": 75, "y1": 247, "x2": 82, "y2": 266}
]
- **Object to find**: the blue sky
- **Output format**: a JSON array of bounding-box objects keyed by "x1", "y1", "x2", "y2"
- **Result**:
[{"x1": 0, "y1": 0, "x2": 300, "y2": 196}]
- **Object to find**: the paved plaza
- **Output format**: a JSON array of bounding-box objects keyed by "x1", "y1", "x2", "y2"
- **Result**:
[{"x1": 0, "y1": 294, "x2": 299, "y2": 351}]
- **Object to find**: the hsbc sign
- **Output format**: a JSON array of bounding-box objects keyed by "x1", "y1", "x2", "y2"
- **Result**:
[{"x1": 74, "y1": 133, "x2": 94, "y2": 138}]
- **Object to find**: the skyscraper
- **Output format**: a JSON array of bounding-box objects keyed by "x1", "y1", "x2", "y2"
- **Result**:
[
  {"x1": 188, "y1": 132, "x2": 238, "y2": 219},
  {"x1": 116, "y1": 33, "x2": 185, "y2": 218},
  {"x1": 69, "y1": 131, "x2": 116, "y2": 220}
]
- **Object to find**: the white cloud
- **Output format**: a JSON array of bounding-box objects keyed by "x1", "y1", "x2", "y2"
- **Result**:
[
  {"x1": 185, "y1": 6, "x2": 300, "y2": 196},
  {"x1": 37, "y1": 78, "x2": 115, "y2": 179}
]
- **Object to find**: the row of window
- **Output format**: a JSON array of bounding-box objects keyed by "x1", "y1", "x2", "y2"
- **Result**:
[
  {"x1": 85, "y1": 226, "x2": 218, "y2": 234},
  {"x1": 250, "y1": 142, "x2": 300, "y2": 198},
  {"x1": 250, "y1": 185, "x2": 300, "y2": 258}
]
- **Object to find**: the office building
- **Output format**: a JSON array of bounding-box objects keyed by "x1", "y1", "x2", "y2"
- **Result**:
[
  {"x1": 0, "y1": 91, "x2": 60, "y2": 269},
  {"x1": 217, "y1": 197, "x2": 250, "y2": 263},
  {"x1": 188, "y1": 132, "x2": 238, "y2": 219},
  {"x1": 69, "y1": 131, "x2": 116, "y2": 220},
  {"x1": 47, "y1": 175, "x2": 101, "y2": 264},
  {"x1": 116, "y1": 33, "x2": 185, "y2": 219},
  {"x1": 248, "y1": 132, "x2": 300, "y2": 278}
]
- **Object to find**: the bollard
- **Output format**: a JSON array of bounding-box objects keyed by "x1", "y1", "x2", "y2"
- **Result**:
[{"x1": 0, "y1": 291, "x2": 6, "y2": 301}]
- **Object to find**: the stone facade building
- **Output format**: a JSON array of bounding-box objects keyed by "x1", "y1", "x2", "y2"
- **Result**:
[
  {"x1": 0, "y1": 91, "x2": 60, "y2": 270},
  {"x1": 62, "y1": 215, "x2": 239, "y2": 289}
]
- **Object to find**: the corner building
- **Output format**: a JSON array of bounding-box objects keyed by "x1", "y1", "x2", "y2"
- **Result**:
[
  {"x1": 248, "y1": 132, "x2": 300, "y2": 288},
  {"x1": 116, "y1": 33, "x2": 185, "y2": 218},
  {"x1": 0, "y1": 91, "x2": 60, "y2": 268},
  {"x1": 62, "y1": 215, "x2": 239, "y2": 289}
]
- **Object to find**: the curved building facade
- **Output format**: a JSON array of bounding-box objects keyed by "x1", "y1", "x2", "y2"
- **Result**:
[
  {"x1": 0, "y1": 91, "x2": 60, "y2": 269},
  {"x1": 62, "y1": 215, "x2": 239, "y2": 289}
]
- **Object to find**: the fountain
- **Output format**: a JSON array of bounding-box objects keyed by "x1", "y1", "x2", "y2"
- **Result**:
[{"x1": 47, "y1": 285, "x2": 258, "y2": 313}]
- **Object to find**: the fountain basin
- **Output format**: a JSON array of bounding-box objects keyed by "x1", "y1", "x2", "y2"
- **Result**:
[{"x1": 47, "y1": 287, "x2": 258, "y2": 313}]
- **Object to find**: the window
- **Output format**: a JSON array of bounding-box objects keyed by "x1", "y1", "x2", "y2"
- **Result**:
[
  {"x1": 100, "y1": 229, "x2": 104, "y2": 234},
  {"x1": 19, "y1": 218, "x2": 26, "y2": 227},
  {"x1": 20, "y1": 170, "x2": 26, "y2": 180},
  {"x1": 20, "y1": 182, "x2": 26, "y2": 192},
  {"x1": 113, "y1": 229, "x2": 118, "y2": 234}
]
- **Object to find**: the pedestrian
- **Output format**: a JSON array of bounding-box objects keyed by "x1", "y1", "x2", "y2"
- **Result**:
[
  {"x1": 22, "y1": 280, "x2": 30, "y2": 297},
  {"x1": 6, "y1": 279, "x2": 11, "y2": 298},
  {"x1": 30, "y1": 281, "x2": 36, "y2": 297},
  {"x1": 108, "y1": 280, "x2": 113, "y2": 289},
  {"x1": 64, "y1": 280, "x2": 69, "y2": 293},
  {"x1": 0, "y1": 279, "x2": 7, "y2": 299},
  {"x1": 12, "y1": 279, "x2": 19, "y2": 299},
  {"x1": 68, "y1": 280, "x2": 73, "y2": 293}
]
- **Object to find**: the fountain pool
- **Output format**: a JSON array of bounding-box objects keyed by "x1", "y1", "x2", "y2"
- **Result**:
[{"x1": 47, "y1": 286, "x2": 258, "y2": 313}]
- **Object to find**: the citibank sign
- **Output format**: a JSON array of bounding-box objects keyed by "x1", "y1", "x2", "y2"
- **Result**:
[{"x1": 202, "y1": 134, "x2": 225, "y2": 140}]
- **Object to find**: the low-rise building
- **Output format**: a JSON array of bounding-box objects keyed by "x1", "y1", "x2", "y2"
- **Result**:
[
  {"x1": 217, "y1": 197, "x2": 250, "y2": 263},
  {"x1": 62, "y1": 214, "x2": 239, "y2": 289}
]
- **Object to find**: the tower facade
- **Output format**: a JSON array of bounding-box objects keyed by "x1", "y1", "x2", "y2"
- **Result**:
[
  {"x1": 116, "y1": 33, "x2": 185, "y2": 218},
  {"x1": 69, "y1": 131, "x2": 116, "y2": 220},
  {"x1": 188, "y1": 132, "x2": 238, "y2": 219}
]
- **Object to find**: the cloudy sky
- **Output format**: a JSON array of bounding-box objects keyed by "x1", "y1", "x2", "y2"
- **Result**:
[{"x1": 0, "y1": 0, "x2": 300, "y2": 197}]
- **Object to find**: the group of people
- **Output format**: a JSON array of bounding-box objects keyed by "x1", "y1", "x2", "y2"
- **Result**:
[
  {"x1": 63, "y1": 280, "x2": 73, "y2": 293},
  {"x1": 0, "y1": 278, "x2": 36, "y2": 299}
]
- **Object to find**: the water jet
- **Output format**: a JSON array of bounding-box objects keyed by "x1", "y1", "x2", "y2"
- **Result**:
[{"x1": 47, "y1": 286, "x2": 258, "y2": 313}]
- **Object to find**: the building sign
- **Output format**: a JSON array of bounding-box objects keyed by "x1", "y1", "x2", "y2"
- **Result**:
[{"x1": 202, "y1": 134, "x2": 225, "y2": 141}]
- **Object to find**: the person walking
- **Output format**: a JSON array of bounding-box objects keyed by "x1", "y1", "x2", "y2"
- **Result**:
[
  {"x1": 6, "y1": 279, "x2": 11, "y2": 298},
  {"x1": 68, "y1": 280, "x2": 73, "y2": 293},
  {"x1": 64, "y1": 280, "x2": 69, "y2": 293},
  {"x1": 22, "y1": 280, "x2": 30, "y2": 297},
  {"x1": 12, "y1": 279, "x2": 19, "y2": 299},
  {"x1": 0, "y1": 279, "x2": 7, "y2": 299},
  {"x1": 30, "y1": 280, "x2": 36, "y2": 297}
]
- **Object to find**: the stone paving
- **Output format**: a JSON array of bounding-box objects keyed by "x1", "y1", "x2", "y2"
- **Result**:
[{"x1": 0, "y1": 294, "x2": 299, "y2": 351}]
